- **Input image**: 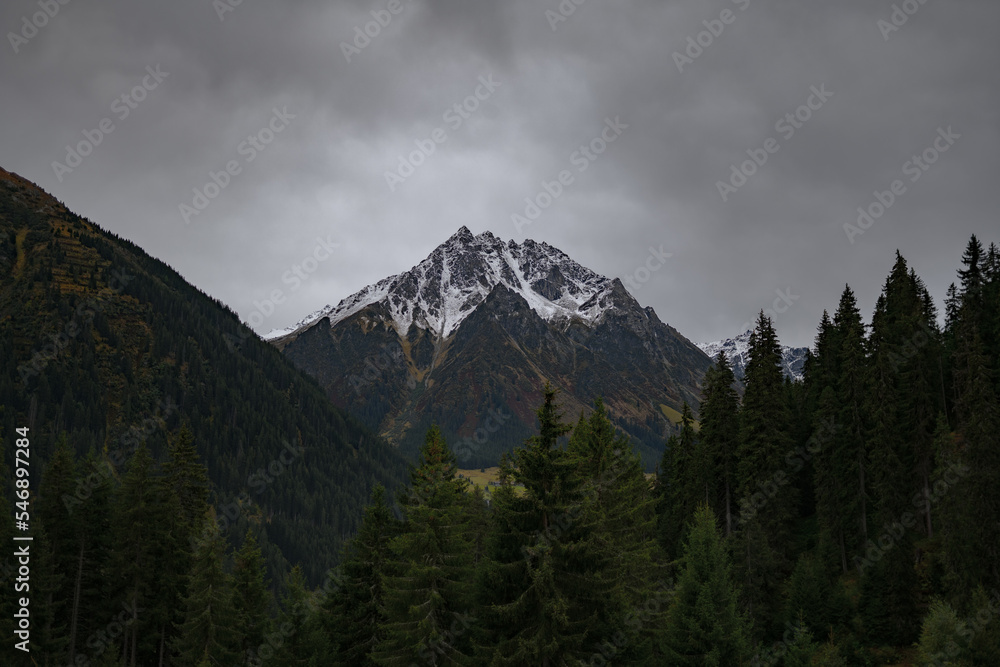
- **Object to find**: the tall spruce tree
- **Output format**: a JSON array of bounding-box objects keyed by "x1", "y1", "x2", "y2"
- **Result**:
[
  {"x1": 812, "y1": 286, "x2": 869, "y2": 573},
  {"x1": 322, "y1": 484, "x2": 400, "y2": 666},
  {"x1": 735, "y1": 311, "x2": 797, "y2": 635},
  {"x1": 162, "y1": 423, "x2": 210, "y2": 530},
  {"x1": 231, "y1": 530, "x2": 273, "y2": 663},
  {"x1": 662, "y1": 505, "x2": 752, "y2": 665},
  {"x1": 271, "y1": 565, "x2": 331, "y2": 664},
  {"x1": 936, "y1": 241, "x2": 1000, "y2": 599},
  {"x1": 373, "y1": 425, "x2": 477, "y2": 666},
  {"x1": 171, "y1": 523, "x2": 239, "y2": 665},
  {"x1": 569, "y1": 398, "x2": 663, "y2": 663},
  {"x1": 859, "y1": 253, "x2": 931, "y2": 644},
  {"x1": 656, "y1": 402, "x2": 699, "y2": 561},
  {"x1": 111, "y1": 444, "x2": 172, "y2": 666},
  {"x1": 475, "y1": 384, "x2": 611, "y2": 666},
  {"x1": 156, "y1": 425, "x2": 212, "y2": 662},
  {"x1": 697, "y1": 354, "x2": 739, "y2": 537}
]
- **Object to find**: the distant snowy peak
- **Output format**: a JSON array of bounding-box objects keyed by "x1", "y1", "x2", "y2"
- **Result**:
[
  {"x1": 266, "y1": 226, "x2": 621, "y2": 340},
  {"x1": 697, "y1": 330, "x2": 809, "y2": 382}
]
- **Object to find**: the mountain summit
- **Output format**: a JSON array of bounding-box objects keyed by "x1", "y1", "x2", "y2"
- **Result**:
[
  {"x1": 266, "y1": 226, "x2": 625, "y2": 341},
  {"x1": 270, "y1": 227, "x2": 712, "y2": 469}
]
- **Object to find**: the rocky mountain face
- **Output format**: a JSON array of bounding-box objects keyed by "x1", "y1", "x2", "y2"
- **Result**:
[
  {"x1": 697, "y1": 329, "x2": 809, "y2": 382},
  {"x1": 269, "y1": 227, "x2": 713, "y2": 469}
]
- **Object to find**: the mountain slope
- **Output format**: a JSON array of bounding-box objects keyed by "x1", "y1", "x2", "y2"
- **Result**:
[
  {"x1": 0, "y1": 167, "x2": 408, "y2": 584},
  {"x1": 271, "y1": 227, "x2": 712, "y2": 469},
  {"x1": 697, "y1": 329, "x2": 809, "y2": 382}
]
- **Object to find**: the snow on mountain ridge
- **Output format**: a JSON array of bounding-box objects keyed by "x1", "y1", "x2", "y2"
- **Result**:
[
  {"x1": 265, "y1": 226, "x2": 618, "y2": 341},
  {"x1": 697, "y1": 330, "x2": 809, "y2": 382}
]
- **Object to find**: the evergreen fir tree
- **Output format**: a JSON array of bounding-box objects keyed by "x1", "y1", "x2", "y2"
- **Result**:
[
  {"x1": 110, "y1": 444, "x2": 171, "y2": 666},
  {"x1": 322, "y1": 484, "x2": 400, "y2": 666},
  {"x1": 475, "y1": 384, "x2": 611, "y2": 665},
  {"x1": 373, "y1": 425, "x2": 477, "y2": 666},
  {"x1": 697, "y1": 354, "x2": 739, "y2": 537},
  {"x1": 162, "y1": 423, "x2": 210, "y2": 530},
  {"x1": 156, "y1": 424, "x2": 213, "y2": 661},
  {"x1": 938, "y1": 298, "x2": 1000, "y2": 598},
  {"x1": 735, "y1": 311, "x2": 797, "y2": 635},
  {"x1": 783, "y1": 553, "x2": 847, "y2": 639},
  {"x1": 172, "y1": 522, "x2": 239, "y2": 665},
  {"x1": 780, "y1": 619, "x2": 817, "y2": 667},
  {"x1": 271, "y1": 565, "x2": 331, "y2": 665},
  {"x1": 657, "y1": 402, "x2": 699, "y2": 561},
  {"x1": 570, "y1": 398, "x2": 663, "y2": 663},
  {"x1": 68, "y1": 451, "x2": 117, "y2": 662},
  {"x1": 662, "y1": 505, "x2": 752, "y2": 665},
  {"x1": 859, "y1": 253, "x2": 932, "y2": 644},
  {"x1": 231, "y1": 530, "x2": 273, "y2": 663},
  {"x1": 812, "y1": 287, "x2": 869, "y2": 573},
  {"x1": 833, "y1": 288, "x2": 870, "y2": 551},
  {"x1": 29, "y1": 520, "x2": 68, "y2": 660}
]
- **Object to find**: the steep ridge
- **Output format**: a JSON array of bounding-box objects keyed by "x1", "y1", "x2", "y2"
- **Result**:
[
  {"x1": 272, "y1": 227, "x2": 713, "y2": 469},
  {"x1": 0, "y1": 166, "x2": 408, "y2": 584}
]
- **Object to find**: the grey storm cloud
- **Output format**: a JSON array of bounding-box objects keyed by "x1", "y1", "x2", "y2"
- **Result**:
[{"x1": 1, "y1": 0, "x2": 997, "y2": 347}]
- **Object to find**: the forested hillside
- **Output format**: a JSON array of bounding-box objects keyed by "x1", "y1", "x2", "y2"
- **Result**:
[
  {"x1": 2, "y1": 159, "x2": 997, "y2": 666},
  {"x1": 312, "y1": 237, "x2": 996, "y2": 666},
  {"x1": 0, "y1": 167, "x2": 410, "y2": 664},
  {"x1": 240, "y1": 236, "x2": 998, "y2": 665}
]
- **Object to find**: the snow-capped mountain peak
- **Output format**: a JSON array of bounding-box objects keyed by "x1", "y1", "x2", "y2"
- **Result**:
[
  {"x1": 266, "y1": 227, "x2": 621, "y2": 340},
  {"x1": 697, "y1": 329, "x2": 809, "y2": 382}
]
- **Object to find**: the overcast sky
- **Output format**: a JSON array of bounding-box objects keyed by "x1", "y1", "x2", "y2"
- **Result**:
[{"x1": 2, "y1": 0, "x2": 997, "y2": 347}]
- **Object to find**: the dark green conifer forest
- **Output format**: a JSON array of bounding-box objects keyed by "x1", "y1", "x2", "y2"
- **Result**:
[{"x1": 3, "y1": 169, "x2": 999, "y2": 665}]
